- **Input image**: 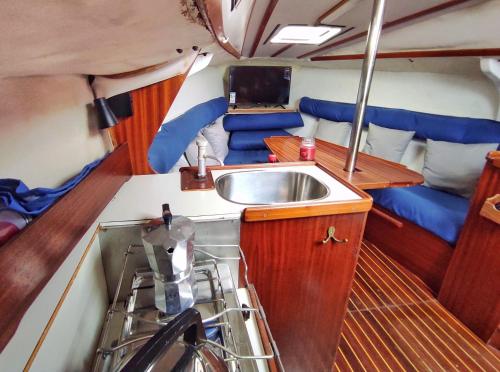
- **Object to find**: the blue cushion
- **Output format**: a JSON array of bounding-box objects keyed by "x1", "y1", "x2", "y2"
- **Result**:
[
  {"x1": 223, "y1": 112, "x2": 304, "y2": 131},
  {"x1": 300, "y1": 97, "x2": 500, "y2": 144},
  {"x1": 224, "y1": 150, "x2": 270, "y2": 165},
  {"x1": 229, "y1": 130, "x2": 290, "y2": 150},
  {"x1": 368, "y1": 185, "x2": 470, "y2": 245},
  {"x1": 148, "y1": 97, "x2": 228, "y2": 173}
]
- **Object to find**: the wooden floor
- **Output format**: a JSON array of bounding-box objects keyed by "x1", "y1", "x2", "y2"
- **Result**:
[{"x1": 334, "y1": 241, "x2": 500, "y2": 371}]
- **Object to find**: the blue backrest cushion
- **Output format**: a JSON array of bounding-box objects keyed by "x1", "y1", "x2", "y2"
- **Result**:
[
  {"x1": 229, "y1": 129, "x2": 291, "y2": 150},
  {"x1": 300, "y1": 97, "x2": 500, "y2": 144},
  {"x1": 223, "y1": 112, "x2": 304, "y2": 131},
  {"x1": 148, "y1": 97, "x2": 228, "y2": 173}
]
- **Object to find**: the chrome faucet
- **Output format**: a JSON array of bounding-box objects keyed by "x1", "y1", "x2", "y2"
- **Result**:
[{"x1": 196, "y1": 137, "x2": 223, "y2": 179}]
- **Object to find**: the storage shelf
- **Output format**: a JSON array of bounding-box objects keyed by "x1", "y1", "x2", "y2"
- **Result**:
[{"x1": 228, "y1": 107, "x2": 297, "y2": 114}]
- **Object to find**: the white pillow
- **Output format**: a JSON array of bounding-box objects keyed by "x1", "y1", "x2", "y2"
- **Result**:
[
  {"x1": 314, "y1": 118, "x2": 351, "y2": 146},
  {"x1": 363, "y1": 123, "x2": 415, "y2": 163},
  {"x1": 202, "y1": 116, "x2": 229, "y2": 161},
  {"x1": 185, "y1": 133, "x2": 220, "y2": 166},
  {"x1": 423, "y1": 139, "x2": 498, "y2": 198}
]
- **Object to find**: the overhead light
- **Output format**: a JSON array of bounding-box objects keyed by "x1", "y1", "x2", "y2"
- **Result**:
[{"x1": 270, "y1": 25, "x2": 343, "y2": 45}]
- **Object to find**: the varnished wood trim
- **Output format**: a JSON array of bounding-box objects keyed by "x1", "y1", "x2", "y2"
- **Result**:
[
  {"x1": 227, "y1": 107, "x2": 297, "y2": 114},
  {"x1": 208, "y1": 161, "x2": 316, "y2": 171},
  {"x1": 265, "y1": 136, "x2": 423, "y2": 190},
  {"x1": 271, "y1": 44, "x2": 293, "y2": 57},
  {"x1": 243, "y1": 198, "x2": 372, "y2": 222},
  {"x1": 228, "y1": 107, "x2": 297, "y2": 114},
  {"x1": 438, "y1": 150, "x2": 500, "y2": 345},
  {"x1": 249, "y1": 0, "x2": 279, "y2": 57},
  {"x1": 248, "y1": 285, "x2": 279, "y2": 372},
  {"x1": 299, "y1": 0, "x2": 473, "y2": 59},
  {"x1": 488, "y1": 150, "x2": 500, "y2": 168},
  {"x1": 317, "y1": 0, "x2": 351, "y2": 24},
  {"x1": 180, "y1": 167, "x2": 215, "y2": 191},
  {"x1": 23, "y1": 227, "x2": 100, "y2": 371},
  {"x1": 0, "y1": 145, "x2": 131, "y2": 352},
  {"x1": 371, "y1": 206, "x2": 403, "y2": 228},
  {"x1": 336, "y1": 242, "x2": 500, "y2": 370},
  {"x1": 311, "y1": 48, "x2": 500, "y2": 61},
  {"x1": 365, "y1": 205, "x2": 453, "y2": 293},
  {"x1": 199, "y1": 0, "x2": 242, "y2": 58}
]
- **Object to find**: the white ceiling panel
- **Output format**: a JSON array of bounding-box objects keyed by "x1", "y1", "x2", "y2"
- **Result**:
[
  {"x1": 324, "y1": 0, "x2": 500, "y2": 56},
  {"x1": 0, "y1": 0, "x2": 214, "y2": 77},
  {"x1": 276, "y1": 0, "x2": 449, "y2": 58}
]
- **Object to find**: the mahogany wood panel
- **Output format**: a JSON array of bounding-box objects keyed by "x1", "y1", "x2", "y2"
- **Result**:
[
  {"x1": 335, "y1": 241, "x2": 500, "y2": 370},
  {"x1": 299, "y1": 0, "x2": 473, "y2": 59},
  {"x1": 200, "y1": 0, "x2": 242, "y2": 58},
  {"x1": 244, "y1": 198, "x2": 372, "y2": 222},
  {"x1": 249, "y1": 0, "x2": 279, "y2": 57},
  {"x1": 0, "y1": 145, "x2": 132, "y2": 352},
  {"x1": 439, "y1": 151, "x2": 500, "y2": 345},
  {"x1": 240, "y1": 212, "x2": 368, "y2": 370},
  {"x1": 317, "y1": 0, "x2": 350, "y2": 24},
  {"x1": 227, "y1": 107, "x2": 296, "y2": 114},
  {"x1": 365, "y1": 205, "x2": 453, "y2": 294},
  {"x1": 270, "y1": 44, "x2": 293, "y2": 58},
  {"x1": 111, "y1": 74, "x2": 186, "y2": 175},
  {"x1": 179, "y1": 167, "x2": 215, "y2": 191},
  {"x1": 312, "y1": 48, "x2": 500, "y2": 61},
  {"x1": 265, "y1": 136, "x2": 423, "y2": 189}
]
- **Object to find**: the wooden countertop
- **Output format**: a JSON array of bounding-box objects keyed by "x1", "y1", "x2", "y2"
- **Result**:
[{"x1": 265, "y1": 136, "x2": 424, "y2": 190}]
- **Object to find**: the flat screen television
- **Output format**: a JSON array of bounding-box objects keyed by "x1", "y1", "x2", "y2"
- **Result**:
[{"x1": 228, "y1": 66, "x2": 291, "y2": 107}]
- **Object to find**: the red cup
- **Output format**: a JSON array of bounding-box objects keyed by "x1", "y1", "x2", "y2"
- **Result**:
[{"x1": 268, "y1": 154, "x2": 278, "y2": 163}]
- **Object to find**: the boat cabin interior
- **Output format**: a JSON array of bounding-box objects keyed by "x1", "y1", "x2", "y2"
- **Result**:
[{"x1": 1, "y1": 0, "x2": 500, "y2": 371}]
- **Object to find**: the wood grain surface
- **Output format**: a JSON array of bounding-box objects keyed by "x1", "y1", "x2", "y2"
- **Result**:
[
  {"x1": 240, "y1": 212, "x2": 367, "y2": 370},
  {"x1": 111, "y1": 74, "x2": 186, "y2": 174},
  {"x1": 335, "y1": 241, "x2": 500, "y2": 371},
  {"x1": 439, "y1": 151, "x2": 500, "y2": 346},
  {"x1": 265, "y1": 136, "x2": 423, "y2": 189},
  {"x1": 312, "y1": 48, "x2": 500, "y2": 61},
  {"x1": 300, "y1": 0, "x2": 473, "y2": 59},
  {"x1": 179, "y1": 167, "x2": 215, "y2": 191},
  {"x1": 365, "y1": 205, "x2": 453, "y2": 294},
  {"x1": 0, "y1": 145, "x2": 131, "y2": 352}
]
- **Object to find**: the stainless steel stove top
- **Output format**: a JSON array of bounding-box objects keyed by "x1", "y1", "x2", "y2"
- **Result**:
[{"x1": 91, "y1": 220, "x2": 281, "y2": 372}]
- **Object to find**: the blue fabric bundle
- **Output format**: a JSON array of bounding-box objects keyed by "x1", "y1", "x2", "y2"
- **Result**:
[
  {"x1": 300, "y1": 96, "x2": 500, "y2": 144},
  {"x1": 229, "y1": 129, "x2": 290, "y2": 150},
  {"x1": 223, "y1": 112, "x2": 304, "y2": 131},
  {"x1": 0, "y1": 157, "x2": 103, "y2": 216},
  {"x1": 149, "y1": 97, "x2": 228, "y2": 173}
]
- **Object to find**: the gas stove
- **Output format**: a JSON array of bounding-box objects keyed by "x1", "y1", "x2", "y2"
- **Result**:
[{"x1": 91, "y1": 220, "x2": 281, "y2": 372}]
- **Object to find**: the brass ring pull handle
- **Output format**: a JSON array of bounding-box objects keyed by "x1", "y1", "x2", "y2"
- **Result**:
[{"x1": 322, "y1": 226, "x2": 348, "y2": 244}]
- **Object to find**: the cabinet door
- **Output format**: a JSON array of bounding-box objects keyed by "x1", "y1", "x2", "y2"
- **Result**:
[{"x1": 240, "y1": 212, "x2": 367, "y2": 371}]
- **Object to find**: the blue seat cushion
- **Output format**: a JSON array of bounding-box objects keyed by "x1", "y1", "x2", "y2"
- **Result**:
[
  {"x1": 368, "y1": 185, "x2": 470, "y2": 245},
  {"x1": 223, "y1": 112, "x2": 304, "y2": 131},
  {"x1": 148, "y1": 97, "x2": 228, "y2": 173},
  {"x1": 229, "y1": 130, "x2": 290, "y2": 150},
  {"x1": 224, "y1": 150, "x2": 270, "y2": 165}
]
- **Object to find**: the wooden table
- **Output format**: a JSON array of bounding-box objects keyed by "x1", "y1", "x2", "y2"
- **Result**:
[{"x1": 265, "y1": 136, "x2": 423, "y2": 190}]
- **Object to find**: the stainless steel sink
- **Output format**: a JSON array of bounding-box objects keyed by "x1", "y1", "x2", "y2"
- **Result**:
[{"x1": 215, "y1": 170, "x2": 329, "y2": 205}]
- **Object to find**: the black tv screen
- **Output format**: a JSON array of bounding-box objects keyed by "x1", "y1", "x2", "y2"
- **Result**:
[{"x1": 228, "y1": 66, "x2": 291, "y2": 106}]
